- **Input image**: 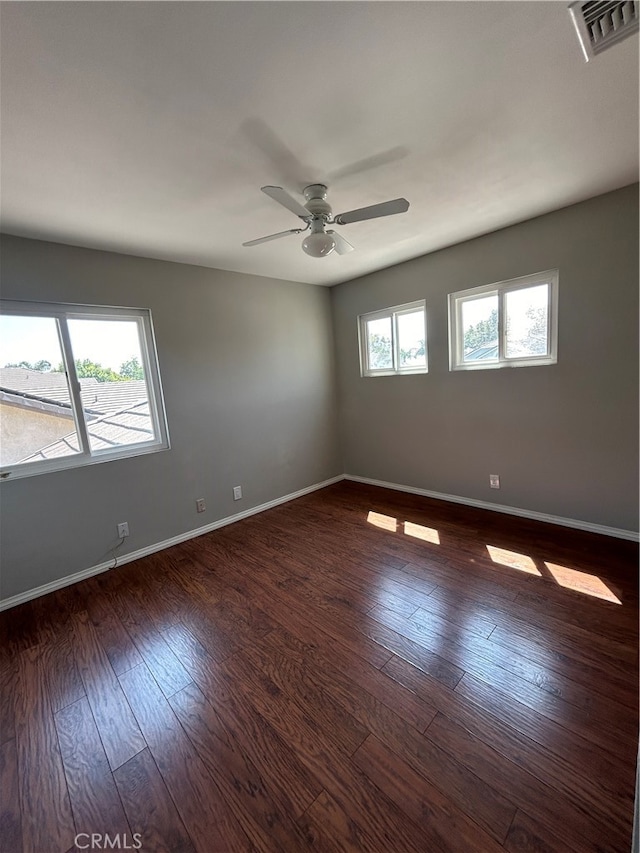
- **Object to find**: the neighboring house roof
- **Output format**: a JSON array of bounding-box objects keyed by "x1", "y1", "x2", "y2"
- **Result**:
[
  {"x1": 0, "y1": 368, "x2": 147, "y2": 416},
  {"x1": 20, "y1": 400, "x2": 153, "y2": 461},
  {"x1": 0, "y1": 388, "x2": 75, "y2": 418},
  {"x1": 0, "y1": 368, "x2": 154, "y2": 462},
  {"x1": 464, "y1": 341, "x2": 499, "y2": 361},
  {"x1": 0, "y1": 367, "x2": 88, "y2": 392}
]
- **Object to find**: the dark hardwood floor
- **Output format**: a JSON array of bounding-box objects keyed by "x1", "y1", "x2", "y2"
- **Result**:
[{"x1": 1, "y1": 481, "x2": 638, "y2": 852}]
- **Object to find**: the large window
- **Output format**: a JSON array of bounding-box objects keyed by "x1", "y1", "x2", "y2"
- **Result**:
[
  {"x1": 358, "y1": 300, "x2": 427, "y2": 377},
  {"x1": 448, "y1": 270, "x2": 558, "y2": 370},
  {"x1": 0, "y1": 301, "x2": 169, "y2": 479}
]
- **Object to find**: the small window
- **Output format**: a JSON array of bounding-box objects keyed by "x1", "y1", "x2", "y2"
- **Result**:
[
  {"x1": 0, "y1": 301, "x2": 169, "y2": 480},
  {"x1": 448, "y1": 270, "x2": 558, "y2": 371},
  {"x1": 358, "y1": 301, "x2": 427, "y2": 377}
]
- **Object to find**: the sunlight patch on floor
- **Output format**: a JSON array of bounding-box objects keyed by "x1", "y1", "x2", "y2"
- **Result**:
[
  {"x1": 403, "y1": 521, "x2": 440, "y2": 544},
  {"x1": 366, "y1": 511, "x2": 440, "y2": 545},
  {"x1": 545, "y1": 562, "x2": 622, "y2": 604},
  {"x1": 367, "y1": 511, "x2": 397, "y2": 531},
  {"x1": 486, "y1": 545, "x2": 541, "y2": 576}
]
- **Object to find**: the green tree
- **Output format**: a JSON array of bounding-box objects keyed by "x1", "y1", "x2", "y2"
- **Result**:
[
  {"x1": 399, "y1": 340, "x2": 425, "y2": 365},
  {"x1": 119, "y1": 356, "x2": 145, "y2": 380},
  {"x1": 511, "y1": 305, "x2": 547, "y2": 356},
  {"x1": 56, "y1": 359, "x2": 125, "y2": 382},
  {"x1": 368, "y1": 333, "x2": 393, "y2": 369},
  {"x1": 463, "y1": 308, "x2": 498, "y2": 353},
  {"x1": 3, "y1": 359, "x2": 52, "y2": 371}
]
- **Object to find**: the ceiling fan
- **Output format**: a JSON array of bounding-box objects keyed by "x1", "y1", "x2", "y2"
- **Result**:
[{"x1": 242, "y1": 184, "x2": 410, "y2": 258}]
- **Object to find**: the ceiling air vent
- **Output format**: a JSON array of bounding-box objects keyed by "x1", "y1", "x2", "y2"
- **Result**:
[{"x1": 569, "y1": 1, "x2": 639, "y2": 60}]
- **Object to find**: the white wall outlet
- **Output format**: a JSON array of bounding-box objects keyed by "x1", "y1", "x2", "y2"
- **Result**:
[
  {"x1": 233, "y1": 485, "x2": 242, "y2": 501},
  {"x1": 489, "y1": 474, "x2": 500, "y2": 489},
  {"x1": 196, "y1": 498, "x2": 206, "y2": 513},
  {"x1": 117, "y1": 522, "x2": 130, "y2": 538}
]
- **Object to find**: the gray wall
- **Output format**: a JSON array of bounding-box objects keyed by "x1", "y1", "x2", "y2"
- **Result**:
[
  {"x1": 331, "y1": 184, "x2": 639, "y2": 533},
  {"x1": 0, "y1": 235, "x2": 341, "y2": 600},
  {"x1": 2, "y1": 185, "x2": 637, "y2": 601}
]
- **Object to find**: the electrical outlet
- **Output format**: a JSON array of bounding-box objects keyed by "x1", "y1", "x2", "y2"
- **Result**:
[
  {"x1": 117, "y1": 522, "x2": 129, "y2": 538},
  {"x1": 489, "y1": 474, "x2": 500, "y2": 489},
  {"x1": 196, "y1": 498, "x2": 206, "y2": 513},
  {"x1": 233, "y1": 485, "x2": 242, "y2": 501}
]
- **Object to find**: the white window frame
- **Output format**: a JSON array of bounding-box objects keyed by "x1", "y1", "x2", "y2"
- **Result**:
[
  {"x1": 358, "y1": 300, "x2": 428, "y2": 377},
  {"x1": 448, "y1": 269, "x2": 559, "y2": 371},
  {"x1": 0, "y1": 300, "x2": 170, "y2": 480}
]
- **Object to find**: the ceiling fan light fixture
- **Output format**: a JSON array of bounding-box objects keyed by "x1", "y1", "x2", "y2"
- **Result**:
[{"x1": 301, "y1": 231, "x2": 336, "y2": 257}]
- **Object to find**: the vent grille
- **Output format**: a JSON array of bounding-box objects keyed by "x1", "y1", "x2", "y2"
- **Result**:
[{"x1": 569, "y1": 1, "x2": 639, "y2": 60}]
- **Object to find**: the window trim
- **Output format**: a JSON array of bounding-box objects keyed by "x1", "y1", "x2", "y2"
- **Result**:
[
  {"x1": 448, "y1": 269, "x2": 559, "y2": 371},
  {"x1": 0, "y1": 300, "x2": 170, "y2": 481},
  {"x1": 358, "y1": 300, "x2": 428, "y2": 377}
]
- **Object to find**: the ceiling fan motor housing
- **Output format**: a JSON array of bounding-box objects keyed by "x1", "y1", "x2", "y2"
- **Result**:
[{"x1": 303, "y1": 184, "x2": 332, "y2": 218}]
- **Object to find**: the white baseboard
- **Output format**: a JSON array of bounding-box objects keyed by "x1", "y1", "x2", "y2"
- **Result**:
[
  {"x1": 345, "y1": 474, "x2": 639, "y2": 542},
  {"x1": 0, "y1": 474, "x2": 345, "y2": 612}
]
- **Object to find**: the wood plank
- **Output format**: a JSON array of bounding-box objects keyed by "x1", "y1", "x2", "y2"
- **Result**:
[
  {"x1": 212, "y1": 560, "x2": 396, "y2": 679},
  {"x1": 358, "y1": 613, "x2": 465, "y2": 689},
  {"x1": 0, "y1": 738, "x2": 22, "y2": 853},
  {"x1": 201, "y1": 515, "x2": 394, "y2": 617},
  {"x1": 454, "y1": 671, "x2": 637, "y2": 800},
  {"x1": 71, "y1": 610, "x2": 146, "y2": 771},
  {"x1": 248, "y1": 630, "x2": 515, "y2": 843},
  {"x1": 260, "y1": 625, "x2": 437, "y2": 732},
  {"x1": 392, "y1": 656, "x2": 632, "y2": 829},
  {"x1": 424, "y1": 711, "x2": 630, "y2": 853},
  {"x1": 352, "y1": 734, "x2": 506, "y2": 852},
  {"x1": 383, "y1": 655, "x2": 636, "y2": 806},
  {"x1": 196, "y1": 537, "x2": 394, "y2": 669},
  {"x1": 41, "y1": 633, "x2": 85, "y2": 713},
  {"x1": 55, "y1": 696, "x2": 131, "y2": 841},
  {"x1": 14, "y1": 645, "x2": 75, "y2": 853},
  {"x1": 114, "y1": 748, "x2": 196, "y2": 853},
  {"x1": 504, "y1": 809, "x2": 585, "y2": 853},
  {"x1": 296, "y1": 790, "x2": 366, "y2": 853},
  {"x1": 0, "y1": 660, "x2": 16, "y2": 744},
  {"x1": 110, "y1": 589, "x2": 193, "y2": 698},
  {"x1": 118, "y1": 663, "x2": 252, "y2": 853},
  {"x1": 370, "y1": 603, "x2": 637, "y2": 758},
  {"x1": 241, "y1": 642, "x2": 370, "y2": 757},
  {"x1": 161, "y1": 622, "x2": 323, "y2": 820},
  {"x1": 252, "y1": 629, "x2": 435, "y2": 755},
  {"x1": 383, "y1": 599, "x2": 497, "y2": 639},
  {"x1": 85, "y1": 585, "x2": 144, "y2": 676},
  {"x1": 429, "y1": 583, "x2": 638, "y2": 673},
  {"x1": 514, "y1": 588, "x2": 637, "y2": 646},
  {"x1": 297, "y1": 787, "x2": 394, "y2": 853},
  {"x1": 169, "y1": 681, "x2": 319, "y2": 851},
  {"x1": 216, "y1": 648, "x2": 463, "y2": 853},
  {"x1": 487, "y1": 622, "x2": 638, "y2": 710}
]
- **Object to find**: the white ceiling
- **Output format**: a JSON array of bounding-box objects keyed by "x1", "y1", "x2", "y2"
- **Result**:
[{"x1": 1, "y1": 2, "x2": 638, "y2": 287}]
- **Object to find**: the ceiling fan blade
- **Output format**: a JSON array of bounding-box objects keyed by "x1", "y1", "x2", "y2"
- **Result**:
[
  {"x1": 327, "y1": 230, "x2": 355, "y2": 255},
  {"x1": 261, "y1": 186, "x2": 310, "y2": 219},
  {"x1": 242, "y1": 228, "x2": 302, "y2": 247},
  {"x1": 326, "y1": 146, "x2": 409, "y2": 183},
  {"x1": 334, "y1": 197, "x2": 409, "y2": 225},
  {"x1": 240, "y1": 119, "x2": 318, "y2": 192}
]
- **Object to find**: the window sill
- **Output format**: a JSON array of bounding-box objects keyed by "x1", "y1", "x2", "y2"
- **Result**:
[
  {"x1": 450, "y1": 357, "x2": 556, "y2": 371},
  {"x1": 0, "y1": 440, "x2": 170, "y2": 482},
  {"x1": 361, "y1": 368, "x2": 428, "y2": 377}
]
